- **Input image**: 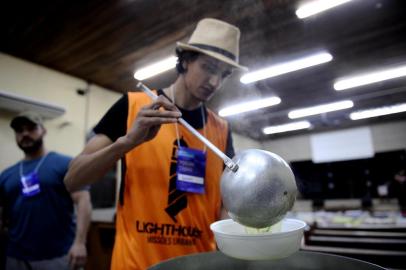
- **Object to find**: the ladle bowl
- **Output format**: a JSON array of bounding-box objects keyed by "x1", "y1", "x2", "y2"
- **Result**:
[{"x1": 221, "y1": 149, "x2": 297, "y2": 228}]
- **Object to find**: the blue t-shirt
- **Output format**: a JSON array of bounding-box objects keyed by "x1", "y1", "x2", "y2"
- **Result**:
[{"x1": 0, "y1": 152, "x2": 75, "y2": 261}]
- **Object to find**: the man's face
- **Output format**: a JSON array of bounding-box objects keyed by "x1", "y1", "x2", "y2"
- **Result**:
[
  {"x1": 14, "y1": 123, "x2": 45, "y2": 154},
  {"x1": 183, "y1": 54, "x2": 233, "y2": 102}
]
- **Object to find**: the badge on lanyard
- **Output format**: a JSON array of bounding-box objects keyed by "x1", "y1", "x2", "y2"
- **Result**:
[
  {"x1": 19, "y1": 154, "x2": 48, "y2": 197},
  {"x1": 176, "y1": 146, "x2": 206, "y2": 194},
  {"x1": 20, "y1": 171, "x2": 41, "y2": 197}
]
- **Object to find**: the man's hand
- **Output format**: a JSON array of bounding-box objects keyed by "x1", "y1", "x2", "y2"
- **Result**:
[
  {"x1": 68, "y1": 242, "x2": 87, "y2": 270},
  {"x1": 124, "y1": 95, "x2": 181, "y2": 148}
]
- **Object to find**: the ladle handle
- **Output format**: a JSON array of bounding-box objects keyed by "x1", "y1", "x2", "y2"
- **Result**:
[{"x1": 136, "y1": 82, "x2": 238, "y2": 172}]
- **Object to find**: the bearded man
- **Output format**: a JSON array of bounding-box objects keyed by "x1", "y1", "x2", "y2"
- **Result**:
[{"x1": 0, "y1": 112, "x2": 92, "y2": 270}]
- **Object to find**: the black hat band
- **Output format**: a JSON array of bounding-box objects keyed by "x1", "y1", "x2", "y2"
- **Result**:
[{"x1": 189, "y1": 43, "x2": 237, "y2": 62}]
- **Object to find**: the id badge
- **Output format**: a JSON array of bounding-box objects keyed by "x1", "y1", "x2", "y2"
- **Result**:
[
  {"x1": 176, "y1": 146, "x2": 206, "y2": 194},
  {"x1": 20, "y1": 171, "x2": 41, "y2": 197}
]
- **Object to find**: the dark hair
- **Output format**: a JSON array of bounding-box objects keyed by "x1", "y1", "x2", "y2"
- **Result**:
[{"x1": 175, "y1": 48, "x2": 200, "y2": 74}]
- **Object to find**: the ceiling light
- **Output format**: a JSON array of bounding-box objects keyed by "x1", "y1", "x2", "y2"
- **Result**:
[
  {"x1": 134, "y1": 56, "x2": 177, "y2": 80},
  {"x1": 334, "y1": 65, "x2": 406, "y2": 91},
  {"x1": 296, "y1": 0, "x2": 353, "y2": 19},
  {"x1": 263, "y1": 121, "x2": 312, "y2": 134},
  {"x1": 350, "y1": 103, "x2": 406, "y2": 120},
  {"x1": 240, "y1": 51, "x2": 333, "y2": 84},
  {"x1": 219, "y1": 97, "x2": 281, "y2": 117},
  {"x1": 288, "y1": 100, "x2": 354, "y2": 119}
]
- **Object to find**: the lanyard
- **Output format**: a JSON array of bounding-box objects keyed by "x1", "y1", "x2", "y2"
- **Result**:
[
  {"x1": 19, "y1": 153, "x2": 49, "y2": 178},
  {"x1": 170, "y1": 85, "x2": 207, "y2": 152}
]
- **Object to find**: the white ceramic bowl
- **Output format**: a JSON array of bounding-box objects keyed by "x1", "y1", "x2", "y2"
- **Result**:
[{"x1": 210, "y1": 218, "x2": 306, "y2": 260}]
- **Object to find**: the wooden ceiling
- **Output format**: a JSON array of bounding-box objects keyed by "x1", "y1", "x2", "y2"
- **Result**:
[{"x1": 1, "y1": 0, "x2": 406, "y2": 140}]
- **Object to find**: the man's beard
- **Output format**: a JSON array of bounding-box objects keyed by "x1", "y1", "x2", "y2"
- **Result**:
[{"x1": 17, "y1": 137, "x2": 43, "y2": 154}]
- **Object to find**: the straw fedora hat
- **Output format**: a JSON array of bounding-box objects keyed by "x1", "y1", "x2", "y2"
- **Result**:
[{"x1": 177, "y1": 18, "x2": 247, "y2": 70}]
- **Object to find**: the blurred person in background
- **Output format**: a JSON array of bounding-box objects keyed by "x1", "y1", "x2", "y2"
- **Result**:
[
  {"x1": 64, "y1": 18, "x2": 245, "y2": 269},
  {"x1": 0, "y1": 112, "x2": 92, "y2": 270},
  {"x1": 392, "y1": 167, "x2": 406, "y2": 215}
]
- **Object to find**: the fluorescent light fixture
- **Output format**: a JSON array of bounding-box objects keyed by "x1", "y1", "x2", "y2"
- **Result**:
[
  {"x1": 296, "y1": 0, "x2": 353, "y2": 19},
  {"x1": 288, "y1": 100, "x2": 354, "y2": 119},
  {"x1": 334, "y1": 65, "x2": 406, "y2": 91},
  {"x1": 263, "y1": 121, "x2": 311, "y2": 134},
  {"x1": 240, "y1": 51, "x2": 333, "y2": 84},
  {"x1": 350, "y1": 103, "x2": 406, "y2": 120},
  {"x1": 134, "y1": 56, "x2": 177, "y2": 80},
  {"x1": 219, "y1": 97, "x2": 281, "y2": 117}
]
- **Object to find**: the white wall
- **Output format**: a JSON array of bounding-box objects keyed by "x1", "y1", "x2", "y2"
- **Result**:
[
  {"x1": 262, "y1": 134, "x2": 311, "y2": 162},
  {"x1": 262, "y1": 121, "x2": 406, "y2": 162},
  {"x1": 232, "y1": 133, "x2": 262, "y2": 153},
  {"x1": 0, "y1": 53, "x2": 121, "y2": 170},
  {"x1": 371, "y1": 121, "x2": 406, "y2": 152}
]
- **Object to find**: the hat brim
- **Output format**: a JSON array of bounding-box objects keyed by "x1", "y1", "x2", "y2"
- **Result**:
[{"x1": 177, "y1": 42, "x2": 248, "y2": 71}]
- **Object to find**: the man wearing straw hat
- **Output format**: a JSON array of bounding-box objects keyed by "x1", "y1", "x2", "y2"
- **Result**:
[{"x1": 65, "y1": 18, "x2": 246, "y2": 269}]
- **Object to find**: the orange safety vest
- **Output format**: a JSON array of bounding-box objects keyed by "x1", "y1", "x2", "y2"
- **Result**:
[{"x1": 111, "y1": 92, "x2": 229, "y2": 270}]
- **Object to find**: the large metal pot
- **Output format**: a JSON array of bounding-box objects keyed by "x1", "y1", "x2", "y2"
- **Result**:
[{"x1": 148, "y1": 251, "x2": 386, "y2": 270}]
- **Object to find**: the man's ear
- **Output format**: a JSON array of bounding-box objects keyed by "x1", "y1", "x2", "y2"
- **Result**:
[
  {"x1": 182, "y1": 60, "x2": 188, "y2": 73},
  {"x1": 41, "y1": 126, "x2": 47, "y2": 136}
]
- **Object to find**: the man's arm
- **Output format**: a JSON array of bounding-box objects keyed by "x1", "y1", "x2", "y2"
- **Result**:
[
  {"x1": 0, "y1": 181, "x2": 7, "y2": 232},
  {"x1": 64, "y1": 95, "x2": 181, "y2": 192},
  {"x1": 64, "y1": 134, "x2": 127, "y2": 192},
  {"x1": 68, "y1": 190, "x2": 92, "y2": 269},
  {"x1": 0, "y1": 191, "x2": 3, "y2": 230}
]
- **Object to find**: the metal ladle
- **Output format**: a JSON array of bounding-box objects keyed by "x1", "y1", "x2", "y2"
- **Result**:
[{"x1": 137, "y1": 82, "x2": 297, "y2": 228}]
